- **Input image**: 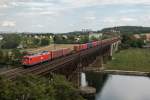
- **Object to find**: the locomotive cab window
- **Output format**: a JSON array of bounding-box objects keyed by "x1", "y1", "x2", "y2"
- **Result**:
[{"x1": 23, "y1": 57, "x2": 29, "y2": 61}]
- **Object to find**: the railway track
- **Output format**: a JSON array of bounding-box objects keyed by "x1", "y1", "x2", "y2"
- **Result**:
[
  {"x1": 0, "y1": 46, "x2": 96, "y2": 79},
  {"x1": 0, "y1": 50, "x2": 79, "y2": 79}
]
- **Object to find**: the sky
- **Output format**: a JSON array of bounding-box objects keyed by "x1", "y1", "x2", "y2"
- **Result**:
[{"x1": 0, "y1": 0, "x2": 150, "y2": 33}]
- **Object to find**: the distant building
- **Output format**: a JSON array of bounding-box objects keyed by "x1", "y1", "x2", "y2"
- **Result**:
[
  {"x1": 82, "y1": 29, "x2": 92, "y2": 33},
  {"x1": 143, "y1": 33, "x2": 150, "y2": 41},
  {"x1": 0, "y1": 35, "x2": 3, "y2": 40},
  {"x1": 132, "y1": 34, "x2": 141, "y2": 40},
  {"x1": 132, "y1": 33, "x2": 150, "y2": 42}
]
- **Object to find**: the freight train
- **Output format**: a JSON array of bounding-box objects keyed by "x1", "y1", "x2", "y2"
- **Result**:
[{"x1": 22, "y1": 37, "x2": 119, "y2": 67}]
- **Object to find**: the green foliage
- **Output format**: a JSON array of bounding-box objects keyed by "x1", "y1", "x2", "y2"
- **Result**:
[
  {"x1": 120, "y1": 34, "x2": 145, "y2": 49},
  {"x1": 54, "y1": 34, "x2": 89, "y2": 44},
  {"x1": 0, "y1": 49, "x2": 25, "y2": 66},
  {"x1": 0, "y1": 50, "x2": 11, "y2": 65},
  {"x1": 106, "y1": 49, "x2": 150, "y2": 72},
  {"x1": 0, "y1": 49, "x2": 4, "y2": 64},
  {"x1": 0, "y1": 77, "x2": 14, "y2": 100},
  {"x1": 51, "y1": 75, "x2": 84, "y2": 100},
  {"x1": 11, "y1": 49, "x2": 25, "y2": 66},
  {"x1": 79, "y1": 35, "x2": 89, "y2": 44},
  {"x1": 101, "y1": 26, "x2": 150, "y2": 34},
  {"x1": 1, "y1": 34, "x2": 21, "y2": 49},
  {"x1": 54, "y1": 35, "x2": 76, "y2": 44},
  {"x1": 40, "y1": 38, "x2": 50, "y2": 46},
  {"x1": 33, "y1": 38, "x2": 40, "y2": 46},
  {"x1": 0, "y1": 75, "x2": 84, "y2": 100}
]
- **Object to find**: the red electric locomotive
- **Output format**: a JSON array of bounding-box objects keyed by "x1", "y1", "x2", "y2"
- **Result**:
[{"x1": 22, "y1": 51, "x2": 51, "y2": 66}]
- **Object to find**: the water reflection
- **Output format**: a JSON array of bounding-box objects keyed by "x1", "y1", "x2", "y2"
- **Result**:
[
  {"x1": 86, "y1": 73, "x2": 150, "y2": 100},
  {"x1": 86, "y1": 72, "x2": 108, "y2": 93}
]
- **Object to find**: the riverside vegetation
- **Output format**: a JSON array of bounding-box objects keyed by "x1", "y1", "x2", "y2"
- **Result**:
[
  {"x1": 0, "y1": 74, "x2": 84, "y2": 100},
  {"x1": 106, "y1": 48, "x2": 150, "y2": 72}
]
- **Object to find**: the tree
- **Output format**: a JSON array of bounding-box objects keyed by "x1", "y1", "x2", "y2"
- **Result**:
[
  {"x1": 90, "y1": 36, "x2": 98, "y2": 41},
  {"x1": 130, "y1": 39, "x2": 145, "y2": 48},
  {"x1": 12, "y1": 75, "x2": 55, "y2": 100},
  {"x1": 11, "y1": 49, "x2": 24, "y2": 65},
  {"x1": 0, "y1": 75, "x2": 55, "y2": 100},
  {"x1": 1, "y1": 34, "x2": 21, "y2": 49},
  {"x1": 80, "y1": 35, "x2": 89, "y2": 44},
  {"x1": 33, "y1": 38, "x2": 40, "y2": 46},
  {"x1": 40, "y1": 38, "x2": 50, "y2": 46},
  {"x1": 51, "y1": 75, "x2": 84, "y2": 100},
  {"x1": 0, "y1": 76, "x2": 14, "y2": 100},
  {"x1": 0, "y1": 50, "x2": 4, "y2": 65},
  {"x1": 3, "y1": 51, "x2": 11, "y2": 65}
]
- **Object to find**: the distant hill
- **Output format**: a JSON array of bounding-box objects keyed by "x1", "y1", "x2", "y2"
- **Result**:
[{"x1": 100, "y1": 26, "x2": 150, "y2": 35}]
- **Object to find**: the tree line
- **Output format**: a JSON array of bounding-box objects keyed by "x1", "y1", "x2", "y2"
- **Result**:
[
  {"x1": 120, "y1": 34, "x2": 145, "y2": 49},
  {"x1": 0, "y1": 34, "x2": 51, "y2": 49},
  {"x1": 101, "y1": 26, "x2": 150, "y2": 34}
]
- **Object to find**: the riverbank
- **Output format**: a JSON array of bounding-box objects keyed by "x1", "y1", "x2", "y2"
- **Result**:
[
  {"x1": 105, "y1": 48, "x2": 150, "y2": 72},
  {"x1": 103, "y1": 70, "x2": 150, "y2": 76}
]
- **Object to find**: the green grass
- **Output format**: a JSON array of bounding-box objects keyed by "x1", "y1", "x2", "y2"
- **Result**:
[{"x1": 105, "y1": 48, "x2": 150, "y2": 72}]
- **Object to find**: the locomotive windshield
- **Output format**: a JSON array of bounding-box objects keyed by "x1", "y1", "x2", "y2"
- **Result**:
[{"x1": 23, "y1": 57, "x2": 29, "y2": 61}]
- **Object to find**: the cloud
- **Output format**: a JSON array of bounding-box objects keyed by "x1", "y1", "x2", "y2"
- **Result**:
[
  {"x1": 18, "y1": 11, "x2": 59, "y2": 16},
  {"x1": 0, "y1": 0, "x2": 150, "y2": 32},
  {"x1": 120, "y1": 17, "x2": 136, "y2": 22},
  {"x1": 64, "y1": 0, "x2": 150, "y2": 5},
  {"x1": 32, "y1": 24, "x2": 44, "y2": 28},
  {"x1": 1, "y1": 21, "x2": 16, "y2": 27},
  {"x1": 60, "y1": 0, "x2": 150, "y2": 9},
  {"x1": 11, "y1": 1, "x2": 54, "y2": 7},
  {"x1": 0, "y1": 4, "x2": 8, "y2": 8},
  {"x1": 85, "y1": 16, "x2": 96, "y2": 20}
]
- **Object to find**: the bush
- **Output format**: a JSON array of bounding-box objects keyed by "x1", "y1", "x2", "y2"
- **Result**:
[
  {"x1": 33, "y1": 38, "x2": 40, "y2": 46},
  {"x1": 121, "y1": 34, "x2": 145, "y2": 49},
  {"x1": 40, "y1": 38, "x2": 50, "y2": 46},
  {"x1": 1, "y1": 34, "x2": 21, "y2": 49},
  {"x1": 11, "y1": 49, "x2": 24, "y2": 66}
]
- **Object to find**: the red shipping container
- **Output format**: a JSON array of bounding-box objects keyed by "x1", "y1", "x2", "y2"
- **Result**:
[
  {"x1": 62, "y1": 48, "x2": 71, "y2": 56},
  {"x1": 95, "y1": 41, "x2": 98, "y2": 46},
  {"x1": 92, "y1": 41, "x2": 97, "y2": 47},
  {"x1": 74, "y1": 45, "x2": 80, "y2": 52},
  {"x1": 97, "y1": 41, "x2": 101, "y2": 46},
  {"x1": 51, "y1": 49, "x2": 63, "y2": 59},
  {"x1": 82, "y1": 44, "x2": 88, "y2": 50},
  {"x1": 102, "y1": 39, "x2": 106, "y2": 45},
  {"x1": 80, "y1": 45, "x2": 83, "y2": 50}
]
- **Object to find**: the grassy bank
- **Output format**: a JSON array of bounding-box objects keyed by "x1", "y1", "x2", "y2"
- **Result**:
[{"x1": 105, "y1": 48, "x2": 150, "y2": 72}]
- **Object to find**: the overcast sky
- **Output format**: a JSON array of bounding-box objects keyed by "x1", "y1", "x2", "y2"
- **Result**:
[{"x1": 0, "y1": 0, "x2": 150, "y2": 33}]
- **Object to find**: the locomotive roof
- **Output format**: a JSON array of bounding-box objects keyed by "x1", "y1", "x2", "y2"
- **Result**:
[{"x1": 24, "y1": 51, "x2": 49, "y2": 58}]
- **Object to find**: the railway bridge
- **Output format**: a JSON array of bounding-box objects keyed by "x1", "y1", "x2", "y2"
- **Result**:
[{"x1": 0, "y1": 37, "x2": 121, "y2": 84}]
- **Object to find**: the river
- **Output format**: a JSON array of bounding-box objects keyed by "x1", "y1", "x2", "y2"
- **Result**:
[{"x1": 81, "y1": 72, "x2": 150, "y2": 100}]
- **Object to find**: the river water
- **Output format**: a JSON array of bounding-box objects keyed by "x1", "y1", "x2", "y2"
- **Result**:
[{"x1": 82, "y1": 72, "x2": 150, "y2": 100}]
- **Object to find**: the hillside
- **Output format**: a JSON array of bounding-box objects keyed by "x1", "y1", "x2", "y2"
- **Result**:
[{"x1": 100, "y1": 26, "x2": 150, "y2": 34}]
